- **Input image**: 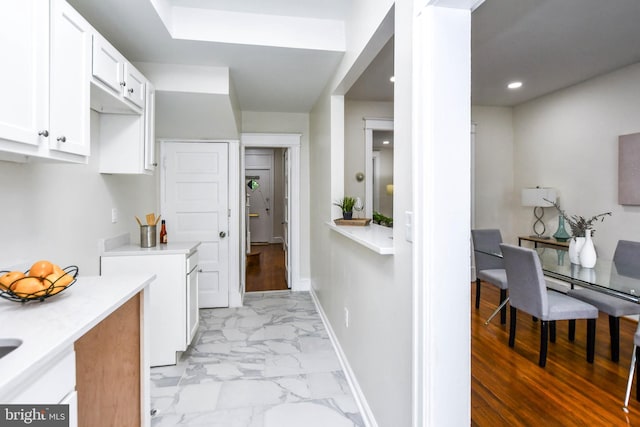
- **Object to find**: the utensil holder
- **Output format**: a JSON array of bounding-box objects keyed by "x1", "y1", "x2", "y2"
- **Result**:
[{"x1": 140, "y1": 225, "x2": 157, "y2": 248}]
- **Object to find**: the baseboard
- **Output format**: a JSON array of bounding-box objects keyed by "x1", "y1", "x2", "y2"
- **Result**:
[
  {"x1": 229, "y1": 288, "x2": 243, "y2": 307},
  {"x1": 309, "y1": 286, "x2": 378, "y2": 427}
]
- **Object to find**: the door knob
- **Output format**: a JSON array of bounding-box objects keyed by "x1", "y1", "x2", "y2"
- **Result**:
[
  {"x1": 128, "y1": 88, "x2": 134, "y2": 94},
  {"x1": 38, "y1": 130, "x2": 49, "y2": 137},
  {"x1": 57, "y1": 136, "x2": 66, "y2": 143},
  {"x1": 219, "y1": 231, "x2": 226, "y2": 238}
]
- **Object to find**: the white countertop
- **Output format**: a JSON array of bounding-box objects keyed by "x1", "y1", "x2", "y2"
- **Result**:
[
  {"x1": 101, "y1": 241, "x2": 200, "y2": 257},
  {"x1": 100, "y1": 232, "x2": 200, "y2": 257},
  {"x1": 0, "y1": 274, "x2": 155, "y2": 402},
  {"x1": 326, "y1": 221, "x2": 395, "y2": 255}
]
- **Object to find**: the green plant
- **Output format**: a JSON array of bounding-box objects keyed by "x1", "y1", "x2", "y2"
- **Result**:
[
  {"x1": 373, "y1": 211, "x2": 393, "y2": 227},
  {"x1": 547, "y1": 200, "x2": 611, "y2": 238},
  {"x1": 333, "y1": 196, "x2": 356, "y2": 213}
]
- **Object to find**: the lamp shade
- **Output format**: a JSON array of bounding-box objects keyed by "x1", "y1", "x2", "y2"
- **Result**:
[{"x1": 521, "y1": 187, "x2": 556, "y2": 207}]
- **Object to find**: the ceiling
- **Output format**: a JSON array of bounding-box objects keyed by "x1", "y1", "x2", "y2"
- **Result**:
[{"x1": 67, "y1": 0, "x2": 640, "y2": 112}]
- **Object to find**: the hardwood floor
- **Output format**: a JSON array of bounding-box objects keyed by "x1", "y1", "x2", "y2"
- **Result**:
[
  {"x1": 245, "y1": 243, "x2": 288, "y2": 292},
  {"x1": 472, "y1": 281, "x2": 640, "y2": 426}
]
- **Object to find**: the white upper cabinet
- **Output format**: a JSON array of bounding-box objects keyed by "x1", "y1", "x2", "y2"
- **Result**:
[
  {"x1": 0, "y1": 0, "x2": 154, "y2": 166},
  {"x1": 49, "y1": 0, "x2": 92, "y2": 156},
  {"x1": 92, "y1": 36, "x2": 125, "y2": 93},
  {"x1": 91, "y1": 34, "x2": 145, "y2": 112},
  {"x1": 0, "y1": 0, "x2": 90, "y2": 161},
  {"x1": 0, "y1": 0, "x2": 48, "y2": 149},
  {"x1": 124, "y1": 63, "x2": 146, "y2": 108}
]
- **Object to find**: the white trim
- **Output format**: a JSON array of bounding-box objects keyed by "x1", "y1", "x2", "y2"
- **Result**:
[
  {"x1": 240, "y1": 133, "x2": 303, "y2": 291},
  {"x1": 309, "y1": 287, "x2": 377, "y2": 427},
  {"x1": 228, "y1": 140, "x2": 242, "y2": 307},
  {"x1": 295, "y1": 278, "x2": 310, "y2": 291},
  {"x1": 364, "y1": 118, "x2": 393, "y2": 219},
  {"x1": 412, "y1": 4, "x2": 472, "y2": 427}
]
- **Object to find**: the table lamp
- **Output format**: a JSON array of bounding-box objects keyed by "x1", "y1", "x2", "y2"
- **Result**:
[{"x1": 521, "y1": 187, "x2": 556, "y2": 239}]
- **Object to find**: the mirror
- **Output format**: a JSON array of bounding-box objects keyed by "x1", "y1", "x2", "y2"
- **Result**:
[{"x1": 364, "y1": 118, "x2": 394, "y2": 219}]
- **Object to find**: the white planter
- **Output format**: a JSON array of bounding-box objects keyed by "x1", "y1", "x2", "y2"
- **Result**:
[
  {"x1": 569, "y1": 237, "x2": 585, "y2": 264},
  {"x1": 579, "y1": 229, "x2": 597, "y2": 268}
]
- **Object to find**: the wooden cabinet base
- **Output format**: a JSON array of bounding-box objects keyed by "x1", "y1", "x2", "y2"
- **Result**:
[{"x1": 75, "y1": 293, "x2": 141, "y2": 427}]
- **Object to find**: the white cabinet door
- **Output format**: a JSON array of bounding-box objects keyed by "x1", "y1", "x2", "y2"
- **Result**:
[
  {"x1": 186, "y1": 264, "x2": 199, "y2": 345},
  {"x1": 92, "y1": 35, "x2": 125, "y2": 93},
  {"x1": 11, "y1": 347, "x2": 76, "y2": 404},
  {"x1": 49, "y1": 0, "x2": 91, "y2": 156},
  {"x1": 0, "y1": 0, "x2": 48, "y2": 147},
  {"x1": 144, "y1": 82, "x2": 156, "y2": 171},
  {"x1": 162, "y1": 142, "x2": 230, "y2": 308},
  {"x1": 124, "y1": 63, "x2": 146, "y2": 108}
]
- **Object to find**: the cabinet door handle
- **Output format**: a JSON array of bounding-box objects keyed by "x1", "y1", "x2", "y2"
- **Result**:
[
  {"x1": 120, "y1": 81, "x2": 126, "y2": 87},
  {"x1": 128, "y1": 88, "x2": 134, "y2": 94},
  {"x1": 57, "y1": 136, "x2": 66, "y2": 143},
  {"x1": 198, "y1": 269, "x2": 203, "y2": 273},
  {"x1": 219, "y1": 231, "x2": 226, "y2": 238},
  {"x1": 38, "y1": 130, "x2": 49, "y2": 137}
]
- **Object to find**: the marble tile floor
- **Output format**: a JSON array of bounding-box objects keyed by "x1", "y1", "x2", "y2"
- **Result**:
[{"x1": 150, "y1": 291, "x2": 365, "y2": 427}]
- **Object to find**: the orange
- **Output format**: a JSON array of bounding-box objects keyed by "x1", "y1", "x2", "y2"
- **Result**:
[
  {"x1": 45, "y1": 267, "x2": 73, "y2": 294},
  {"x1": 11, "y1": 277, "x2": 46, "y2": 298},
  {"x1": 29, "y1": 260, "x2": 54, "y2": 279},
  {"x1": 0, "y1": 271, "x2": 25, "y2": 290}
]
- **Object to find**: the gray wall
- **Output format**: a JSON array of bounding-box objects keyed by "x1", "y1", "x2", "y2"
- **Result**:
[{"x1": 474, "y1": 62, "x2": 640, "y2": 259}]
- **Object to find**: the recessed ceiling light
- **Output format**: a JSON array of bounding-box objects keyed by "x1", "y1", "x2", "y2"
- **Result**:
[
  {"x1": 389, "y1": 76, "x2": 395, "y2": 83},
  {"x1": 382, "y1": 140, "x2": 390, "y2": 145},
  {"x1": 507, "y1": 81, "x2": 523, "y2": 90}
]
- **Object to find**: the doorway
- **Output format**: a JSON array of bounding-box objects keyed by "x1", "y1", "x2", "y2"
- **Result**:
[
  {"x1": 245, "y1": 148, "x2": 287, "y2": 292},
  {"x1": 240, "y1": 134, "x2": 300, "y2": 295}
]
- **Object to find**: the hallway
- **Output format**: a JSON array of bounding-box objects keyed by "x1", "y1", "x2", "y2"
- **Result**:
[{"x1": 150, "y1": 291, "x2": 364, "y2": 426}]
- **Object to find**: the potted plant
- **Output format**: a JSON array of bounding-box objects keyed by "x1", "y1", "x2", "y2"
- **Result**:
[
  {"x1": 547, "y1": 200, "x2": 611, "y2": 265},
  {"x1": 334, "y1": 196, "x2": 357, "y2": 220}
]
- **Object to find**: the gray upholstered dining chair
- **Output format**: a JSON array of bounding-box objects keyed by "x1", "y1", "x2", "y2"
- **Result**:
[
  {"x1": 500, "y1": 244, "x2": 598, "y2": 367},
  {"x1": 623, "y1": 323, "x2": 640, "y2": 413},
  {"x1": 567, "y1": 240, "x2": 640, "y2": 362},
  {"x1": 471, "y1": 229, "x2": 508, "y2": 324}
]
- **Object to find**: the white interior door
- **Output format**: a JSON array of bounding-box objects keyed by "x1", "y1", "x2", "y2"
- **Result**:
[
  {"x1": 246, "y1": 168, "x2": 272, "y2": 243},
  {"x1": 163, "y1": 142, "x2": 229, "y2": 308}
]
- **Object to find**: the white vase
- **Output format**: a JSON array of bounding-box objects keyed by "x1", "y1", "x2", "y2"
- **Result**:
[
  {"x1": 579, "y1": 229, "x2": 597, "y2": 268},
  {"x1": 569, "y1": 237, "x2": 585, "y2": 264}
]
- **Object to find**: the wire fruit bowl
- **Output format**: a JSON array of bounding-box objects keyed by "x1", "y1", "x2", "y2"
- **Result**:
[{"x1": 0, "y1": 266, "x2": 79, "y2": 303}]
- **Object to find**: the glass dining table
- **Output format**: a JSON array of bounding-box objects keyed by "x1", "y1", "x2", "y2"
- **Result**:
[{"x1": 476, "y1": 246, "x2": 640, "y2": 325}]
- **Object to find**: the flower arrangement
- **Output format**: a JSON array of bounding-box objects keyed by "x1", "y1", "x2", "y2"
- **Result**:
[{"x1": 547, "y1": 200, "x2": 611, "y2": 238}]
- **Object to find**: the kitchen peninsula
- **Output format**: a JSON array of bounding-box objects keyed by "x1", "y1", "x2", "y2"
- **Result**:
[{"x1": 0, "y1": 274, "x2": 155, "y2": 427}]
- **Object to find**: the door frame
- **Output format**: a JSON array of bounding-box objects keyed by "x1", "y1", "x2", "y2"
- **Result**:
[{"x1": 240, "y1": 133, "x2": 301, "y2": 294}]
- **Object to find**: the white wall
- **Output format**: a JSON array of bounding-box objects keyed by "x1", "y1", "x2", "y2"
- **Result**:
[
  {"x1": 0, "y1": 111, "x2": 156, "y2": 274},
  {"x1": 474, "y1": 62, "x2": 640, "y2": 259},
  {"x1": 309, "y1": 1, "x2": 414, "y2": 426},
  {"x1": 471, "y1": 106, "x2": 516, "y2": 241}
]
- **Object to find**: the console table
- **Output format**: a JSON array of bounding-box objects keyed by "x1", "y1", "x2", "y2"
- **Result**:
[{"x1": 518, "y1": 235, "x2": 570, "y2": 250}]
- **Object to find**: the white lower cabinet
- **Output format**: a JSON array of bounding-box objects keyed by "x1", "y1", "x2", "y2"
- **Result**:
[
  {"x1": 10, "y1": 347, "x2": 77, "y2": 425},
  {"x1": 100, "y1": 249, "x2": 199, "y2": 366}
]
